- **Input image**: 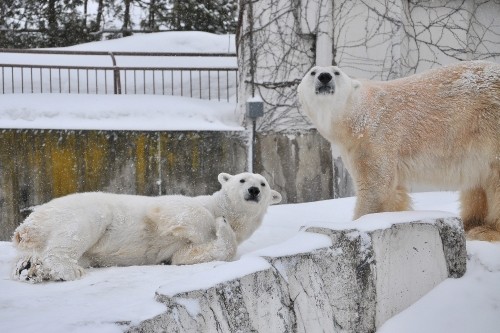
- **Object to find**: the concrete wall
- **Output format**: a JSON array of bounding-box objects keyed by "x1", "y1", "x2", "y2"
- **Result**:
[
  {"x1": 0, "y1": 128, "x2": 353, "y2": 241},
  {"x1": 0, "y1": 129, "x2": 248, "y2": 241},
  {"x1": 254, "y1": 130, "x2": 337, "y2": 204}
]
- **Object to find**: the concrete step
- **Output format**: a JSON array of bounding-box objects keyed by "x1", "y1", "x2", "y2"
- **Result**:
[{"x1": 129, "y1": 212, "x2": 466, "y2": 333}]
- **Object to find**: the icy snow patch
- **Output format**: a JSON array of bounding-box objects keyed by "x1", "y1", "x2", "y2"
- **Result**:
[
  {"x1": 244, "y1": 231, "x2": 332, "y2": 258},
  {"x1": 174, "y1": 297, "x2": 201, "y2": 317},
  {"x1": 157, "y1": 256, "x2": 271, "y2": 297}
]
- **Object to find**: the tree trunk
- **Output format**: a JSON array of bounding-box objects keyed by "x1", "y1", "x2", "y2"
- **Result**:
[
  {"x1": 149, "y1": 0, "x2": 156, "y2": 31},
  {"x1": 47, "y1": 0, "x2": 58, "y2": 46},
  {"x1": 95, "y1": 0, "x2": 104, "y2": 32},
  {"x1": 122, "y1": 0, "x2": 132, "y2": 36},
  {"x1": 83, "y1": 0, "x2": 88, "y2": 27}
]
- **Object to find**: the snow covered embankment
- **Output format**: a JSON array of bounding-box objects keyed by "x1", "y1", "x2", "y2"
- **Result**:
[{"x1": 129, "y1": 213, "x2": 466, "y2": 333}]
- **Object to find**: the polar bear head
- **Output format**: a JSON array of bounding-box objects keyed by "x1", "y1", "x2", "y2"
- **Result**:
[
  {"x1": 216, "y1": 172, "x2": 282, "y2": 243},
  {"x1": 218, "y1": 172, "x2": 282, "y2": 209},
  {"x1": 298, "y1": 65, "x2": 359, "y2": 99},
  {"x1": 297, "y1": 66, "x2": 360, "y2": 138}
]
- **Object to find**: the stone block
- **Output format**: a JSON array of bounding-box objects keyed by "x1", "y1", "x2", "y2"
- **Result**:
[{"x1": 128, "y1": 214, "x2": 466, "y2": 333}]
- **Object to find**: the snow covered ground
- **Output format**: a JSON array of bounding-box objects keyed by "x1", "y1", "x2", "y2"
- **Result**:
[
  {"x1": 0, "y1": 32, "x2": 241, "y2": 131},
  {"x1": 1, "y1": 192, "x2": 499, "y2": 333},
  {"x1": 0, "y1": 94, "x2": 242, "y2": 131}
]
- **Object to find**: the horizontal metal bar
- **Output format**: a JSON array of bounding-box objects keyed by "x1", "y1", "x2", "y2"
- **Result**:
[
  {"x1": 0, "y1": 49, "x2": 236, "y2": 57},
  {"x1": 0, "y1": 64, "x2": 238, "y2": 71}
]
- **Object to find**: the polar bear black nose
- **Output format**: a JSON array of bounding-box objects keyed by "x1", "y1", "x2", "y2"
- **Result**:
[
  {"x1": 248, "y1": 187, "x2": 260, "y2": 197},
  {"x1": 318, "y1": 72, "x2": 332, "y2": 84}
]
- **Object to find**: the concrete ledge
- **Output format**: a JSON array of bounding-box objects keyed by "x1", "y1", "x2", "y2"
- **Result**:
[{"x1": 128, "y1": 214, "x2": 466, "y2": 333}]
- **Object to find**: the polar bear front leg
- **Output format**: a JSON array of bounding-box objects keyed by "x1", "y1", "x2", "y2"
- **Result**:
[
  {"x1": 171, "y1": 217, "x2": 237, "y2": 265},
  {"x1": 352, "y1": 158, "x2": 410, "y2": 219}
]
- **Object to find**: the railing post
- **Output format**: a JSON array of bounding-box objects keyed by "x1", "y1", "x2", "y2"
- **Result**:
[{"x1": 109, "y1": 52, "x2": 121, "y2": 94}]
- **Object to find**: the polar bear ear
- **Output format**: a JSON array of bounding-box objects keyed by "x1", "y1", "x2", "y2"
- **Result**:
[
  {"x1": 218, "y1": 173, "x2": 233, "y2": 184},
  {"x1": 270, "y1": 190, "x2": 282, "y2": 204}
]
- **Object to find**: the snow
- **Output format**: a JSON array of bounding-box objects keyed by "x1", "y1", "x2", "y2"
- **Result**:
[
  {"x1": 0, "y1": 32, "x2": 239, "y2": 130},
  {"x1": 1, "y1": 192, "x2": 500, "y2": 333},
  {"x1": 1, "y1": 32, "x2": 499, "y2": 332},
  {"x1": 0, "y1": 94, "x2": 242, "y2": 131},
  {"x1": 157, "y1": 256, "x2": 271, "y2": 297},
  {"x1": 0, "y1": 32, "x2": 236, "y2": 68}
]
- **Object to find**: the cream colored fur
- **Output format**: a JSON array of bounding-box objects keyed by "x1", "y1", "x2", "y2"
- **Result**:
[
  {"x1": 12, "y1": 172, "x2": 282, "y2": 282},
  {"x1": 298, "y1": 61, "x2": 500, "y2": 241}
]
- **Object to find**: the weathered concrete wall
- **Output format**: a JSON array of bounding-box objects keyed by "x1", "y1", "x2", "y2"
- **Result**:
[
  {"x1": 0, "y1": 129, "x2": 354, "y2": 241},
  {"x1": 0, "y1": 129, "x2": 248, "y2": 241},
  {"x1": 254, "y1": 130, "x2": 341, "y2": 204},
  {"x1": 128, "y1": 215, "x2": 466, "y2": 333}
]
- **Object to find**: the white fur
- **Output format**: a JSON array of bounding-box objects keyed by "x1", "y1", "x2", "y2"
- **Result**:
[
  {"x1": 12, "y1": 172, "x2": 282, "y2": 283},
  {"x1": 298, "y1": 62, "x2": 500, "y2": 241}
]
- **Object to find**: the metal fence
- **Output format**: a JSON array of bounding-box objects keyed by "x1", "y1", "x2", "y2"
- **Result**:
[{"x1": 0, "y1": 49, "x2": 238, "y2": 102}]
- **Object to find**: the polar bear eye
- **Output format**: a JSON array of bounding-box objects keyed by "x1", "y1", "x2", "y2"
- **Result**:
[
  {"x1": 240, "y1": 179, "x2": 245, "y2": 183},
  {"x1": 334, "y1": 71, "x2": 340, "y2": 76},
  {"x1": 310, "y1": 71, "x2": 316, "y2": 76},
  {"x1": 261, "y1": 182, "x2": 266, "y2": 187}
]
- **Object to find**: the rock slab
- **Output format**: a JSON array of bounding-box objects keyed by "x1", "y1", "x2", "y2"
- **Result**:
[{"x1": 128, "y1": 215, "x2": 466, "y2": 333}]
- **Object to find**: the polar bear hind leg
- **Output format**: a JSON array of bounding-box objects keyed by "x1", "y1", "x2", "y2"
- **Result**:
[{"x1": 13, "y1": 210, "x2": 104, "y2": 282}]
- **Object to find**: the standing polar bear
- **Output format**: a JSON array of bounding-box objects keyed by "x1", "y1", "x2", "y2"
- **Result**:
[
  {"x1": 12, "y1": 172, "x2": 282, "y2": 282},
  {"x1": 298, "y1": 61, "x2": 500, "y2": 241}
]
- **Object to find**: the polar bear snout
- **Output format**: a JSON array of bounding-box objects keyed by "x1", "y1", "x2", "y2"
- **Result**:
[
  {"x1": 315, "y1": 72, "x2": 335, "y2": 95},
  {"x1": 318, "y1": 72, "x2": 332, "y2": 84},
  {"x1": 245, "y1": 186, "x2": 261, "y2": 202}
]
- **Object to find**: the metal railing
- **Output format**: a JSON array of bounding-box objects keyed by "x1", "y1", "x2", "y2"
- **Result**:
[{"x1": 0, "y1": 49, "x2": 238, "y2": 102}]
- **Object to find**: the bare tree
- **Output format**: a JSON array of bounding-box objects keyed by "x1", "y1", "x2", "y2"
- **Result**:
[{"x1": 238, "y1": 0, "x2": 500, "y2": 133}]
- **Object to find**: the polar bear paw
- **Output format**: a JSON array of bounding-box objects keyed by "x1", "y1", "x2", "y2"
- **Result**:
[
  {"x1": 215, "y1": 217, "x2": 237, "y2": 260},
  {"x1": 13, "y1": 255, "x2": 85, "y2": 283},
  {"x1": 43, "y1": 256, "x2": 86, "y2": 282},
  {"x1": 216, "y1": 217, "x2": 236, "y2": 241},
  {"x1": 13, "y1": 256, "x2": 46, "y2": 283}
]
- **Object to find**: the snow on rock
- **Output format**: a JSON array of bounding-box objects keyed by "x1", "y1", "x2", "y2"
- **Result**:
[{"x1": 131, "y1": 214, "x2": 466, "y2": 333}]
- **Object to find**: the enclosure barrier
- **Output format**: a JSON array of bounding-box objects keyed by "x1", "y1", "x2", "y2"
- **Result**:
[{"x1": 0, "y1": 49, "x2": 238, "y2": 102}]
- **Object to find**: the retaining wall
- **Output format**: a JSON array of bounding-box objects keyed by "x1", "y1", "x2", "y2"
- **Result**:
[
  {"x1": 0, "y1": 129, "x2": 248, "y2": 240},
  {"x1": 0, "y1": 129, "x2": 351, "y2": 240},
  {"x1": 127, "y1": 214, "x2": 466, "y2": 333}
]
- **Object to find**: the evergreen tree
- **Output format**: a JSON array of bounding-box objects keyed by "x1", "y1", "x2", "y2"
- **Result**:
[
  {"x1": 0, "y1": 0, "x2": 99, "y2": 48},
  {"x1": 0, "y1": 0, "x2": 240, "y2": 48},
  {"x1": 166, "y1": 0, "x2": 238, "y2": 34}
]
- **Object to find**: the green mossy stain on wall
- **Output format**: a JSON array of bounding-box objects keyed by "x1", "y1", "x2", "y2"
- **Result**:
[
  {"x1": 50, "y1": 132, "x2": 78, "y2": 197},
  {"x1": 189, "y1": 133, "x2": 201, "y2": 171},
  {"x1": 135, "y1": 133, "x2": 147, "y2": 194},
  {"x1": 83, "y1": 132, "x2": 108, "y2": 191}
]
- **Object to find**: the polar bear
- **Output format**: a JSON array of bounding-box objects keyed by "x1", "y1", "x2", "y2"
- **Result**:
[
  {"x1": 298, "y1": 61, "x2": 500, "y2": 241},
  {"x1": 12, "y1": 172, "x2": 282, "y2": 282}
]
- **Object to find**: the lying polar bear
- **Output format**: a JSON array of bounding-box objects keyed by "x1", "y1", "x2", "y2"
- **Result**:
[
  {"x1": 12, "y1": 172, "x2": 282, "y2": 282},
  {"x1": 298, "y1": 61, "x2": 500, "y2": 241}
]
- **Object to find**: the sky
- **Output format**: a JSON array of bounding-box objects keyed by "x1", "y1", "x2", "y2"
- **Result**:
[{"x1": 0, "y1": 32, "x2": 499, "y2": 333}]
